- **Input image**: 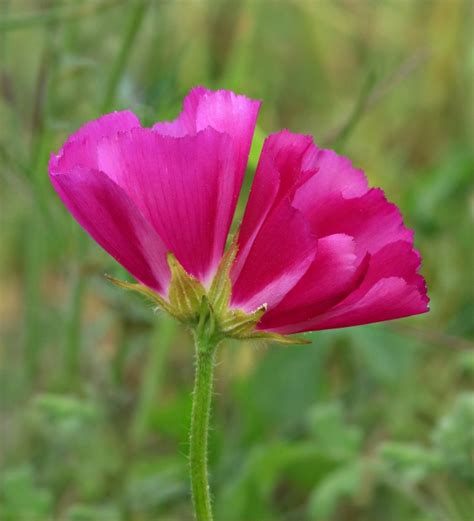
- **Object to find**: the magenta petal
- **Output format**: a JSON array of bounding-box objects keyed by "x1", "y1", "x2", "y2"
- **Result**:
[
  {"x1": 268, "y1": 241, "x2": 429, "y2": 333},
  {"x1": 50, "y1": 111, "x2": 142, "y2": 173},
  {"x1": 153, "y1": 87, "x2": 259, "y2": 140},
  {"x1": 258, "y1": 234, "x2": 363, "y2": 330},
  {"x1": 63, "y1": 110, "x2": 140, "y2": 145},
  {"x1": 237, "y1": 138, "x2": 369, "y2": 266},
  {"x1": 50, "y1": 166, "x2": 170, "y2": 293},
  {"x1": 234, "y1": 131, "x2": 318, "y2": 278},
  {"x1": 61, "y1": 110, "x2": 141, "y2": 149},
  {"x1": 235, "y1": 132, "x2": 427, "y2": 333},
  {"x1": 295, "y1": 146, "x2": 368, "y2": 206},
  {"x1": 354, "y1": 241, "x2": 426, "y2": 292},
  {"x1": 153, "y1": 87, "x2": 260, "y2": 200},
  {"x1": 230, "y1": 200, "x2": 317, "y2": 312},
  {"x1": 96, "y1": 127, "x2": 238, "y2": 283},
  {"x1": 304, "y1": 277, "x2": 429, "y2": 332},
  {"x1": 297, "y1": 188, "x2": 414, "y2": 261}
]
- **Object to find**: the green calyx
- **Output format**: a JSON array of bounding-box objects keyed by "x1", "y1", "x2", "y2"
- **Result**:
[{"x1": 106, "y1": 241, "x2": 309, "y2": 345}]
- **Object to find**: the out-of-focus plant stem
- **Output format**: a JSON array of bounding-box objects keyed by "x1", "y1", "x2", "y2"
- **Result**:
[
  {"x1": 24, "y1": 1, "x2": 61, "y2": 382},
  {"x1": 101, "y1": 0, "x2": 149, "y2": 113},
  {"x1": 330, "y1": 70, "x2": 377, "y2": 150},
  {"x1": 62, "y1": 232, "x2": 87, "y2": 387},
  {"x1": 24, "y1": 221, "x2": 44, "y2": 379},
  {"x1": 132, "y1": 316, "x2": 176, "y2": 443},
  {"x1": 0, "y1": 0, "x2": 121, "y2": 31},
  {"x1": 323, "y1": 49, "x2": 429, "y2": 148}
]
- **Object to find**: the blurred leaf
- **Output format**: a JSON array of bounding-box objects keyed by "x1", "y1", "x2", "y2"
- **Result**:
[
  {"x1": 126, "y1": 457, "x2": 188, "y2": 514},
  {"x1": 432, "y1": 392, "x2": 474, "y2": 483},
  {"x1": 28, "y1": 394, "x2": 121, "y2": 501},
  {"x1": 308, "y1": 460, "x2": 369, "y2": 519},
  {"x1": 0, "y1": 466, "x2": 53, "y2": 521},
  {"x1": 216, "y1": 441, "x2": 343, "y2": 521},
  {"x1": 307, "y1": 402, "x2": 363, "y2": 459},
  {"x1": 408, "y1": 148, "x2": 474, "y2": 234},
  {"x1": 235, "y1": 333, "x2": 333, "y2": 436},
  {"x1": 150, "y1": 391, "x2": 193, "y2": 441},
  {"x1": 378, "y1": 442, "x2": 442, "y2": 484},
  {"x1": 65, "y1": 503, "x2": 121, "y2": 521},
  {"x1": 350, "y1": 325, "x2": 420, "y2": 385},
  {"x1": 456, "y1": 350, "x2": 474, "y2": 377},
  {"x1": 30, "y1": 393, "x2": 101, "y2": 439}
]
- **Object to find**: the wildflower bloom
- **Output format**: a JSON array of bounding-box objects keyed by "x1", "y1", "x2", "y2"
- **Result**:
[{"x1": 49, "y1": 87, "x2": 429, "y2": 341}]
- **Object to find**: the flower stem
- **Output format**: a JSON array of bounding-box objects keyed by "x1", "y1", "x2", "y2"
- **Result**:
[{"x1": 190, "y1": 329, "x2": 218, "y2": 521}]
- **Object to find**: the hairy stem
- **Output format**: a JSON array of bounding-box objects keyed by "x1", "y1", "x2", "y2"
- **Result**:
[{"x1": 189, "y1": 330, "x2": 218, "y2": 521}]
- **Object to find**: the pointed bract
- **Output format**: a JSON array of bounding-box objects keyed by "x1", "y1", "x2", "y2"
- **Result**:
[
  {"x1": 208, "y1": 238, "x2": 238, "y2": 315},
  {"x1": 167, "y1": 253, "x2": 206, "y2": 323},
  {"x1": 218, "y1": 304, "x2": 267, "y2": 337},
  {"x1": 104, "y1": 274, "x2": 174, "y2": 315}
]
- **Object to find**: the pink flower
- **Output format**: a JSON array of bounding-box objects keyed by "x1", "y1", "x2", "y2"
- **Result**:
[{"x1": 49, "y1": 87, "x2": 429, "y2": 337}]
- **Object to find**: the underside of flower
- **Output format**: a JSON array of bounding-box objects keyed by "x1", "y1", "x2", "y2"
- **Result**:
[
  {"x1": 106, "y1": 240, "x2": 310, "y2": 345},
  {"x1": 50, "y1": 87, "x2": 429, "y2": 340}
]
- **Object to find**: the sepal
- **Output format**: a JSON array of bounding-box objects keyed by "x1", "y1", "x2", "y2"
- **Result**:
[
  {"x1": 105, "y1": 253, "x2": 205, "y2": 325},
  {"x1": 208, "y1": 239, "x2": 238, "y2": 315},
  {"x1": 206, "y1": 240, "x2": 270, "y2": 339},
  {"x1": 167, "y1": 253, "x2": 206, "y2": 323},
  {"x1": 104, "y1": 274, "x2": 175, "y2": 316},
  {"x1": 218, "y1": 304, "x2": 267, "y2": 338},
  {"x1": 106, "y1": 245, "x2": 310, "y2": 346},
  {"x1": 240, "y1": 331, "x2": 311, "y2": 345}
]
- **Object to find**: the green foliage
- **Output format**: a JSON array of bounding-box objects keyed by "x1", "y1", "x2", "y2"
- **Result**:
[
  {"x1": 308, "y1": 461, "x2": 369, "y2": 519},
  {"x1": 378, "y1": 442, "x2": 441, "y2": 483},
  {"x1": 0, "y1": 466, "x2": 53, "y2": 521},
  {"x1": 65, "y1": 504, "x2": 121, "y2": 521},
  {"x1": 0, "y1": 0, "x2": 472, "y2": 520},
  {"x1": 307, "y1": 403, "x2": 363, "y2": 459},
  {"x1": 432, "y1": 393, "x2": 474, "y2": 483}
]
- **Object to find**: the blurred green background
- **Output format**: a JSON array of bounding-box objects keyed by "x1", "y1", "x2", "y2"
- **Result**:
[{"x1": 1, "y1": 1, "x2": 473, "y2": 520}]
